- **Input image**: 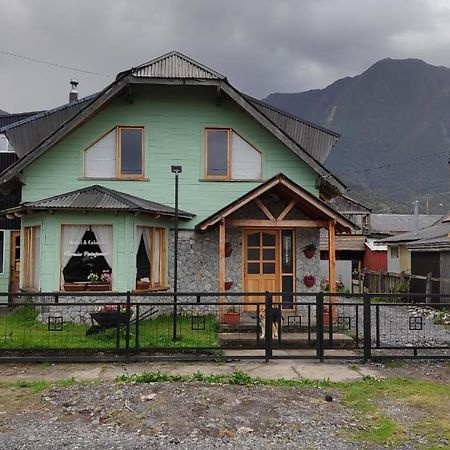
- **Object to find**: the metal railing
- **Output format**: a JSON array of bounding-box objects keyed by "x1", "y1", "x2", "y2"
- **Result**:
[{"x1": 0, "y1": 291, "x2": 448, "y2": 362}]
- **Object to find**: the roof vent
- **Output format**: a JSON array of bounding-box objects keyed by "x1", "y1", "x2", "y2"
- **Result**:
[{"x1": 69, "y1": 79, "x2": 79, "y2": 103}]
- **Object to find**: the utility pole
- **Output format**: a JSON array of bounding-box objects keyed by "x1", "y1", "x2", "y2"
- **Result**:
[{"x1": 413, "y1": 200, "x2": 419, "y2": 235}]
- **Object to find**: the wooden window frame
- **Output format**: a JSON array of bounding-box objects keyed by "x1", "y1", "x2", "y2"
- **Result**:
[
  {"x1": 204, "y1": 128, "x2": 231, "y2": 180},
  {"x1": 136, "y1": 226, "x2": 167, "y2": 290},
  {"x1": 83, "y1": 126, "x2": 145, "y2": 179},
  {"x1": 23, "y1": 226, "x2": 40, "y2": 290},
  {"x1": 204, "y1": 128, "x2": 263, "y2": 181}
]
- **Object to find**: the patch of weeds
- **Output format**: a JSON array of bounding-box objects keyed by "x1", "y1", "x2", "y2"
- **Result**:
[
  {"x1": 338, "y1": 377, "x2": 450, "y2": 447},
  {"x1": 13, "y1": 380, "x2": 50, "y2": 393},
  {"x1": 383, "y1": 359, "x2": 407, "y2": 369}
]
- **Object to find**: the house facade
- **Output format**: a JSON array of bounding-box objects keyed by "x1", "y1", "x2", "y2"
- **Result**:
[{"x1": 0, "y1": 52, "x2": 353, "y2": 313}]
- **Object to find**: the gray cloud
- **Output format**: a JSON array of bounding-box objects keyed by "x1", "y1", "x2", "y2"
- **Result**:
[{"x1": 1, "y1": 0, "x2": 450, "y2": 111}]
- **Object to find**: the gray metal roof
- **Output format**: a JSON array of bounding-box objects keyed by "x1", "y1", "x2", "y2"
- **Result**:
[
  {"x1": 382, "y1": 219, "x2": 449, "y2": 244},
  {"x1": 4, "y1": 185, "x2": 194, "y2": 219},
  {"x1": 246, "y1": 96, "x2": 339, "y2": 164},
  {"x1": 326, "y1": 194, "x2": 371, "y2": 215},
  {"x1": 127, "y1": 51, "x2": 226, "y2": 80},
  {"x1": 1, "y1": 94, "x2": 98, "y2": 158},
  {"x1": 369, "y1": 214, "x2": 442, "y2": 235},
  {"x1": 0, "y1": 51, "x2": 346, "y2": 197}
]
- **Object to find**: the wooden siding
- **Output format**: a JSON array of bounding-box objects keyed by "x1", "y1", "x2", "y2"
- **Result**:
[{"x1": 22, "y1": 85, "x2": 318, "y2": 227}]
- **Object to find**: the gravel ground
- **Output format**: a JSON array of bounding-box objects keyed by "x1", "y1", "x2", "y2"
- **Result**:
[
  {"x1": 0, "y1": 382, "x2": 363, "y2": 450},
  {"x1": 335, "y1": 300, "x2": 450, "y2": 348}
]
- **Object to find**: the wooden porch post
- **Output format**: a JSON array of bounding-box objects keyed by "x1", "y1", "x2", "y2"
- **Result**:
[
  {"x1": 219, "y1": 218, "x2": 226, "y2": 319},
  {"x1": 328, "y1": 219, "x2": 337, "y2": 318}
]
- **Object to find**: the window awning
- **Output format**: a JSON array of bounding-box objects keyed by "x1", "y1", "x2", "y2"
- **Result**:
[
  {"x1": 3, "y1": 185, "x2": 195, "y2": 219},
  {"x1": 195, "y1": 174, "x2": 356, "y2": 233}
]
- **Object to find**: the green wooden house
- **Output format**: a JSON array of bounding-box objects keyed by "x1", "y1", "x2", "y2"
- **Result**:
[{"x1": 0, "y1": 51, "x2": 354, "y2": 313}]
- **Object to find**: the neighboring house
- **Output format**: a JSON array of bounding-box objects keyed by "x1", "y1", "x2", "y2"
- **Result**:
[
  {"x1": 0, "y1": 51, "x2": 354, "y2": 314},
  {"x1": 363, "y1": 239, "x2": 388, "y2": 272},
  {"x1": 382, "y1": 218, "x2": 450, "y2": 297},
  {"x1": 0, "y1": 110, "x2": 42, "y2": 296},
  {"x1": 369, "y1": 213, "x2": 441, "y2": 273},
  {"x1": 320, "y1": 195, "x2": 369, "y2": 290}
]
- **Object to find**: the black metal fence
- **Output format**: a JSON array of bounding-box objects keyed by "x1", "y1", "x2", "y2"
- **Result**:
[{"x1": 0, "y1": 291, "x2": 448, "y2": 362}]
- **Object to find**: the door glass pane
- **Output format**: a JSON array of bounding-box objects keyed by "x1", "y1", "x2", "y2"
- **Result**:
[
  {"x1": 248, "y1": 262, "x2": 260, "y2": 274},
  {"x1": 120, "y1": 128, "x2": 143, "y2": 175},
  {"x1": 262, "y1": 233, "x2": 275, "y2": 246},
  {"x1": 282, "y1": 230, "x2": 293, "y2": 273},
  {"x1": 247, "y1": 232, "x2": 260, "y2": 247},
  {"x1": 247, "y1": 248, "x2": 259, "y2": 260},
  {"x1": 263, "y1": 263, "x2": 275, "y2": 274},
  {"x1": 263, "y1": 248, "x2": 275, "y2": 261},
  {"x1": 207, "y1": 130, "x2": 228, "y2": 176}
]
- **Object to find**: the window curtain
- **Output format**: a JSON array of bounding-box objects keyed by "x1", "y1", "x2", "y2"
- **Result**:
[
  {"x1": 136, "y1": 226, "x2": 153, "y2": 281},
  {"x1": 33, "y1": 227, "x2": 41, "y2": 289},
  {"x1": 152, "y1": 229, "x2": 160, "y2": 284},
  {"x1": 61, "y1": 225, "x2": 89, "y2": 276},
  {"x1": 91, "y1": 226, "x2": 113, "y2": 269}
]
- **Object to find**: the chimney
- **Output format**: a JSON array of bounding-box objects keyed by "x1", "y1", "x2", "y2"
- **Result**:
[{"x1": 69, "y1": 79, "x2": 79, "y2": 103}]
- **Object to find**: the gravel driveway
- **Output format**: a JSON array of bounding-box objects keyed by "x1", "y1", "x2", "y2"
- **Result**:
[{"x1": 1, "y1": 382, "x2": 363, "y2": 450}]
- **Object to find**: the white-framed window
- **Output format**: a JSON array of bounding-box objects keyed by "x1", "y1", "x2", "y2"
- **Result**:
[
  {"x1": 23, "y1": 226, "x2": 40, "y2": 290},
  {"x1": 84, "y1": 126, "x2": 144, "y2": 178},
  {"x1": 136, "y1": 226, "x2": 166, "y2": 289},
  {"x1": 0, "y1": 133, "x2": 13, "y2": 152},
  {"x1": 61, "y1": 225, "x2": 113, "y2": 287},
  {"x1": 205, "y1": 128, "x2": 262, "y2": 180}
]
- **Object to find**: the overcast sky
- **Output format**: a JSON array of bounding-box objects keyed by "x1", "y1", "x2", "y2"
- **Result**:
[{"x1": 2, "y1": 0, "x2": 450, "y2": 112}]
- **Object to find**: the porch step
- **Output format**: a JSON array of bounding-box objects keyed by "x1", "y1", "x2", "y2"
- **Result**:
[{"x1": 219, "y1": 332, "x2": 354, "y2": 348}]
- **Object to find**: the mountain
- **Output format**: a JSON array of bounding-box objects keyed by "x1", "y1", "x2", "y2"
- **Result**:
[
  {"x1": 264, "y1": 58, "x2": 450, "y2": 213},
  {"x1": 0, "y1": 109, "x2": 8, "y2": 115}
]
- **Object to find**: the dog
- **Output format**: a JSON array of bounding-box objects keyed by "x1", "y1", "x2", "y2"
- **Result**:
[{"x1": 258, "y1": 304, "x2": 283, "y2": 339}]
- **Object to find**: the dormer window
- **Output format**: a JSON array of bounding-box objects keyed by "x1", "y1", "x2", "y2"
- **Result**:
[
  {"x1": 0, "y1": 133, "x2": 13, "y2": 153},
  {"x1": 205, "y1": 128, "x2": 262, "y2": 180},
  {"x1": 84, "y1": 126, "x2": 144, "y2": 178}
]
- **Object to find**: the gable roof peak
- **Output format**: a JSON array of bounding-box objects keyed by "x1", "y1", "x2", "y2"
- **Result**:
[{"x1": 124, "y1": 50, "x2": 226, "y2": 80}]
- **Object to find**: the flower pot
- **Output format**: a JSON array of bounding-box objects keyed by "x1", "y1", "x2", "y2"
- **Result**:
[
  {"x1": 224, "y1": 281, "x2": 233, "y2": 290},
  {"x1": 303, "y1": 250, "x2": 315, "y2": 258},
  {"x1": 136, "y1": 280, "x2": 150, "y2": 290},
  {"x1": 323, "y1": 312, "x2": 330, "y2": 326},
  {"x1": 86, "y1": 283, "x2": 111, "y2": 291},
  {"x1": 64, "y1": 282, "x2": 87, "y2": 292},
  {"x1": 303, "y1": 277, "x2": 315, "y2": 288},
  {"x1": 223, "y1": 312, "x2": 240, "y2": 326},
  {"x1": 225, "y1": 244, "x2": 233, "y2": 257}
]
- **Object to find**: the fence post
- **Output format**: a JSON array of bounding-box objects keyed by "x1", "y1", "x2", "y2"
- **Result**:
[
  {"x1": 363, "y1": 293, "x2": 372, "y2": 362},
  {"x1": 264, "y1": 292, "x2": 273, "y2": 362},
  {"x1": 316, "y1": 292, "x2": 324, "y2": 362},
  {"x1": 425, "y1": 272, "x2": 432, "y2": 304},
  {"x1": 135, "y1": 304, "x2": 140, "y2": 352},
  {"x1": 125, "y1": 291, "x2": 131, "y2": 358}
]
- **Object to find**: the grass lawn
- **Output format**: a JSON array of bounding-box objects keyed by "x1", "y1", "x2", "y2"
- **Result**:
[{"x1": 0, "y1": 305, "x2": 220, "y2": 351}]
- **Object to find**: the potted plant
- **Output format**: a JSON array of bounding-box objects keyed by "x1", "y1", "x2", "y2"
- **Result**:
[
  {"x1": 63, "y1": 282, "x2": 87, "y2": 291},
  {"x1": 225, "y1": 242, "x2": 233, "y2": 257},
  {"x1": 86, "y1": 271, "x2": 112, "y2": 291},
  {"x1": 223, "y1": 305, "x2": 240, "y2": 325},
  {"x1": 224, "y1": 281, "x2": 233, "y2": 290},
  {"x1": 303, "y1": 273, "x2": 316, "y2": 288},
  {"x1": 303, "y1": 243, "x2": 316, "y2": 258},
  {"x1": 90, "y1": 304, "x2": 132, "y2": 328}
]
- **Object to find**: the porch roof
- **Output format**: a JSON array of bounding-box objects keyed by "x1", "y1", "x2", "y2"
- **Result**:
[
  {"x1": 3, "y1": 185, "x2": 195, "y2": 219},
  {"x1": 195, "y1": 174, "x2": 356, "y2": 233}
]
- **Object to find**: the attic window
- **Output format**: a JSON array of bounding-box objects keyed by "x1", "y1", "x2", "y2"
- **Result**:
[
  {"x1": 84, "y1": 127, "x2": 144, "y2": 178},
  {"x1": 205, "y1": 129, "x2": 262, "y2": 180},
  {"x1": 0, "y1": 134, "x2": 13, "y2": 153}
]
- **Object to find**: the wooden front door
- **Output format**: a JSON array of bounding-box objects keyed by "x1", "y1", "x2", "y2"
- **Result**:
[
  {"x1": 9, "y1": 231, "x2": 20, "y2": 293},
  {"x1": 243, "y1": 230, "x2": 280, "y2": 311}
]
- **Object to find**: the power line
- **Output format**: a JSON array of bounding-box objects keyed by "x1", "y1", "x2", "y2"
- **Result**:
[
  {"x1": 332, "y1": 150, "x2": 448, "y2": 177},
  {"x1": 0, "y1": 49, "x2": 112, "y2": 78}
]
